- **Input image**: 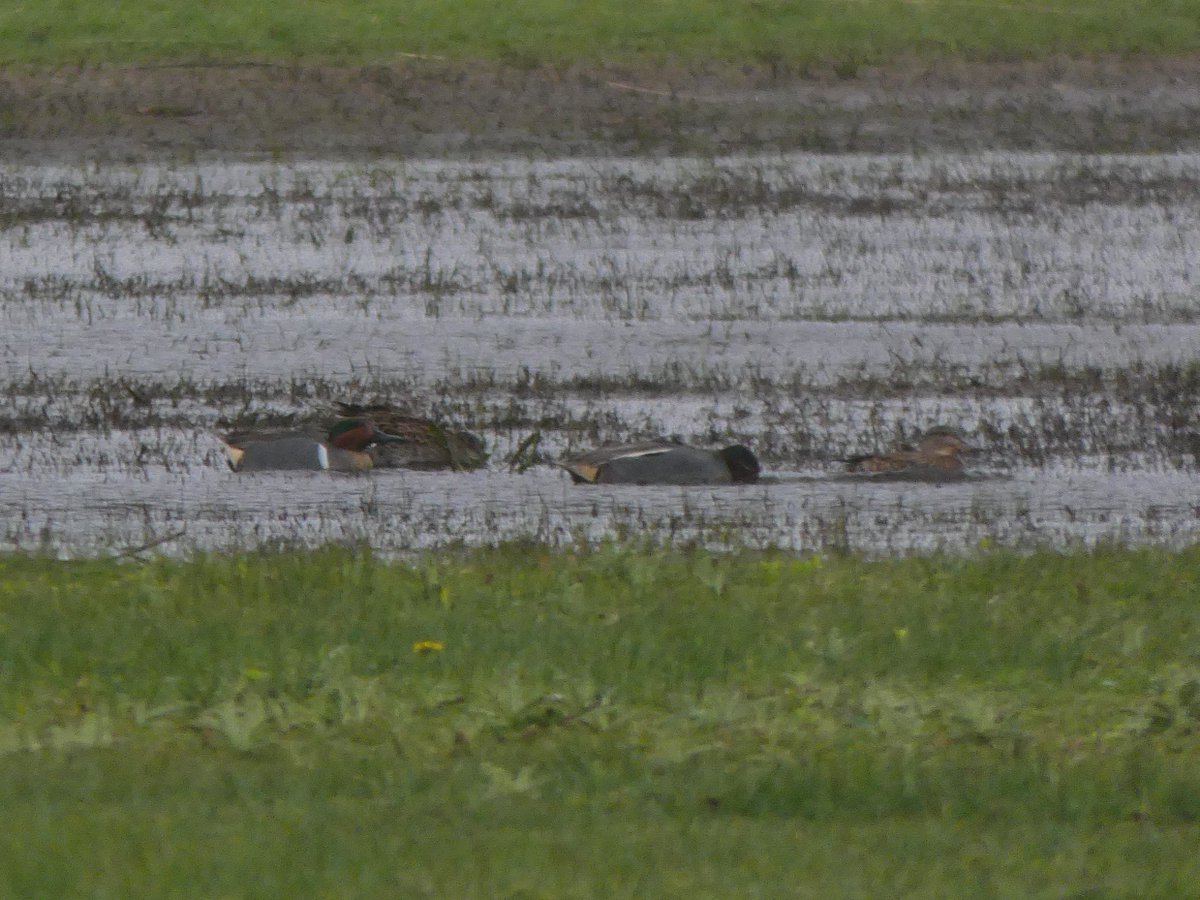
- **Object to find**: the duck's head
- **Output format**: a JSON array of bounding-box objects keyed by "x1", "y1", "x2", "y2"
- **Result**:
[
  {"x1": 327, "y1": 418, "x2": 406, "y2": 452},
  {"x1": 918, "y1": 429, "x2": 976, "y2": 458},
  {"x1": 719, "y1": 444, "x2": 761, "y2": 484}
]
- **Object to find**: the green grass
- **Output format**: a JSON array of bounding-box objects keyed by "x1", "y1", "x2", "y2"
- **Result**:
[
  {"x1": 2, "y1": 544, "x2": 1200, "y2": 896},
  {"x1": 2, "y1": 0, "x2": 1199, "y2": 68}
]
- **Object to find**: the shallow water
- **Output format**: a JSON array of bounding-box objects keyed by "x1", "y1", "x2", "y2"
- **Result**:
[{"x1": 1, "y1": 152, "x2": 1198, "y2": 556}]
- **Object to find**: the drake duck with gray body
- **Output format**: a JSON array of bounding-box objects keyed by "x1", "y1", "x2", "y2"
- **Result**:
[
  {"x1": 562, "y1": 440, "x2": 761, "y2": 485},
  {"x1": 844, "y1": 428, "x2": 976, "y2": 482},
  {"x1": 223, "y1": 418, "x2": 405, "y2": 472}
]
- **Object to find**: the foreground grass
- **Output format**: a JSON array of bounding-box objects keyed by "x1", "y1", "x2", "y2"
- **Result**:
[
  {"x1": 2, "y1": 545, "x2": 1200, "y2": 896},
  {"x1": 3, "y1": 0, "x2": 1200, "y2": 68}
]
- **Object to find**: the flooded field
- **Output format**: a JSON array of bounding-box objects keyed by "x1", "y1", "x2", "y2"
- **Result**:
[{"x1": 2, "y1": 152, "x2": 1198, "y2": 556}]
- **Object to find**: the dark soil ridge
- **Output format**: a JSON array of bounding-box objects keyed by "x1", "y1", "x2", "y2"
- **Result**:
[{"x1": 3, "y1": 55, "x2": 1200, "y2": 160}]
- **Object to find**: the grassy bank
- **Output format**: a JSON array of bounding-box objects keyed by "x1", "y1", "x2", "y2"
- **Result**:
[
  {"x1": 2, "y1": 545, "x2": 1199, "y2": 895},
  {"x1": 3, "y1": 0, "x2": 1200, "y2": 68}
]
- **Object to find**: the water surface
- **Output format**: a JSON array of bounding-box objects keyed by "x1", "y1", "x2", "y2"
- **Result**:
[{"x1": 2, "y1": 152, "x2": 1197, "y2": 555}]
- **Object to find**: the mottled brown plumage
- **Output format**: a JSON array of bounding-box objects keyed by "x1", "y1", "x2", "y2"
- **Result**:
[
  {"x1": 334, "y1": 402, "x2": 487, "y2": 471},
  {"x1": 844, "y1": 429, "x2": 976, "y2": 481}
]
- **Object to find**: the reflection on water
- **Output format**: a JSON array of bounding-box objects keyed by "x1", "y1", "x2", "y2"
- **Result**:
[{"x1": 3, "y1": 450, "x2": 1197, "y2": 557}]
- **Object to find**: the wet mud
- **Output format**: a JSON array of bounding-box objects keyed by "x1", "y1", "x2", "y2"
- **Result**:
[{"x1": 4, "y1": 56, "x2": 1200, "y2": 162}]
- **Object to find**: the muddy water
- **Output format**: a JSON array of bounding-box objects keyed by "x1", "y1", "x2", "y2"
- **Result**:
[{"x1": 1, "y1": 153, "x2": 1198, "y2": 556}]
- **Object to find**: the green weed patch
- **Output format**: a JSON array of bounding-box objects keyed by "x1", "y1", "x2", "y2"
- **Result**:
[
  {"x1": 2, "y1": 545, "x2": 1199, "y2": 894},
  {"x1": 4, "y1": 1, "x2": 1200, "y2": 67}
]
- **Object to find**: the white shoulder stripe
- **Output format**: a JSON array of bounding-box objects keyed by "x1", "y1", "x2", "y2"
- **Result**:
[
  {"x1": 317, "y1": 444, "x2": 329, "y2": 470},
  {"x1": 612, "y1": 447, "x2": 672, "y2": 460}
]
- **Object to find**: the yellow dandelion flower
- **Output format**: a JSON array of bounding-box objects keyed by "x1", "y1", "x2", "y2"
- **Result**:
[{"x1": 413, "y1": 640, "x2": 445, "y2": 654}]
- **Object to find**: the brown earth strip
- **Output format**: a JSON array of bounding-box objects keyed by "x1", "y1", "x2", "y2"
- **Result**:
[{"x1": 3, "y1": 55, "x2": 1200, "y2": 161}]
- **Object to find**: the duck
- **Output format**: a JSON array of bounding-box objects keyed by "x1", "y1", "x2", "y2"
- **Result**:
[
  {"x1": 222, "y1": 418, "x2": 406, "y2": 472},
  {"x1": 333, "y1": 402, "x2": 487, "y2": 471},
  {"x1": 844, "y1": 428, "x2": 976, "y2": 481},
  {"x1": 561, "y1": 440, "x2": 761, "y2": 485}
]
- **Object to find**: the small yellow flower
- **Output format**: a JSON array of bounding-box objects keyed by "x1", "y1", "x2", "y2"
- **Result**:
[
  {"x1": 894, "y1": 627, "x2": 909, "y2": 641},
  {"x1": 413, "y1": 640, "x2": 445, "y2": 654}
]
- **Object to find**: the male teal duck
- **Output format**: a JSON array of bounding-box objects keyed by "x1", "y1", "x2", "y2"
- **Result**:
[
  {"x1": 223, "y1": 418, "x2": 405, "y2": 472},
  {"x1": 334, "y1": 402, "x2": 487, "y2": 471},
  {"x1": 562, "y1": 440, "x2": 761, "y2": 485},
  {"x1": 844, "y1": 428, "x2": 976, "y2": 481}
]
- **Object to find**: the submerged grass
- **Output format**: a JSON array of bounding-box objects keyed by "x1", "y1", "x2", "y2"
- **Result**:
[
  {"x1": 4, "y1": 0, "x2": 1200, "y2": 67},
  {"x1": 2, "y1": 545, "x2": 1200, "y2": 895}
]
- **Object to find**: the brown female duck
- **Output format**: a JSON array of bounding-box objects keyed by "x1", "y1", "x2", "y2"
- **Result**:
[{"x1": 844, "y1": 428, "x2": 977, "y2": 481}]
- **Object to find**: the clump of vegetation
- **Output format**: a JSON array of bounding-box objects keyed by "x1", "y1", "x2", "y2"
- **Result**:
[{"x1": 2, "y1": 544, "x2": 1199, "y2": 895}]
